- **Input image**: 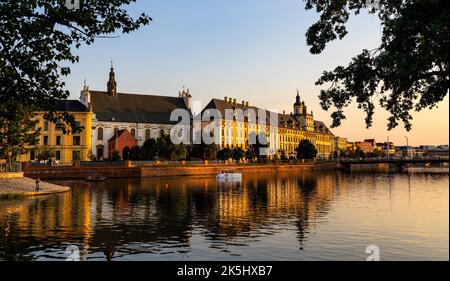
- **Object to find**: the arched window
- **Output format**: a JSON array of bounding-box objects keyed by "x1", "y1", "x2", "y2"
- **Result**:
[
  {"x1": 145, "y1": 129, "x2": 150, "y2": 140},
  {"x1": 130, "y1": 128, "x2": 136, "y2": 138},
  {"x1": 97, "y1": 127, "x2": 103, "y2": 141}
]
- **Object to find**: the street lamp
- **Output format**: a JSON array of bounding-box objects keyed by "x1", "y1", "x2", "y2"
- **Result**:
[
  {"x1": 386, "y1": 136, "x2": 390, "y2": 160},
  {"x1": 404, "y1": 136, "x2": 409, "y2": 158}
]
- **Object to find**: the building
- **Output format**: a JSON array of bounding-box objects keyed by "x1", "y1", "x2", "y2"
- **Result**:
[
  {"x1": 278, "y1": 92, "x2": 334, "y2": 159},
  {"x1": 200, "y1": 91, "x2": 335, "y2": 159},
  {"x1": 355, "y1": 140, "x2": 374, "y2": 153},
  {"x1": 19, "y1": 100, "x2": 92, "y2": 162},
  {"x1": 200, "y1": 97, "x2": 279, "y2": 155},
  {"x1": 334, "y1": 137, "x2": 348, "y2": 157},
  {"x1": 80, "y1": 65, "x2": 192, "y2": 160},
  {"x1": 107, "y1": 129, "x2": 137, "y2": 159}
]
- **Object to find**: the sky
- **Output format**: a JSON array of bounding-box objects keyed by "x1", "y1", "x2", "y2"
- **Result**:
[{"x1": 64, "y1": 0, "x2": 449, "y2": 146}]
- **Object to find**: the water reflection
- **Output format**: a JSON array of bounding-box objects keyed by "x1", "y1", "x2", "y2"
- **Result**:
[{"x1": 0, "y1": 172, "x2": 448, "y2": 261}]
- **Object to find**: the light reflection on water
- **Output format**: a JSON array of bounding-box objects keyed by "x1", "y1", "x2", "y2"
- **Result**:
[{"x1": 0, "y1": 171, "x2": 448, "y2": 261}]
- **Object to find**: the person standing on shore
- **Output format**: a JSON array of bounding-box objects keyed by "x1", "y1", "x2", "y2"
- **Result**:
[{"x1": 35, "y1": 177, "x2": 40, "y2": 192}]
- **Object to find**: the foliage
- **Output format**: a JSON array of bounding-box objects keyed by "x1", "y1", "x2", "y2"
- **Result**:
[
  {"x1": 217, "y1": 148, "x2": 233, "y2": 161},
  {"x1": 232, "y1": 148, "x2": 245, "y2": 161},
  {"x1": 140, "y1": 138, "x2": 158, "y2": 160},
  {"x1": 296, "y1": 139, "x2": 318, "y2": 160},
  {"x1": 37, "y1": 146, "x2": 55, "y2": 161},
  {"x1": 0, "y1": 101, "x2": 40, "y2": 160},
  {"x1": 111, "y1": 150, "x2": 121, "y2": 161},
  {"x1": 304, "y1": 0, "x2": 449, "y2": 130},
  {"x1": 0, "y1": 0, "x2": 151, "y2": 149},
  {"x1": 190, "y1": 142, "x2": 219, "y2": 160}
]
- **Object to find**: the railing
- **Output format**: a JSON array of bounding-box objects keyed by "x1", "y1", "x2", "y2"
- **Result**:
[
  {"x1": 0, "y1": 162, "x2": 22, "y2": 172},
  {"x1": 80, "y1": 161, "x2": 125, "y2": 167}
]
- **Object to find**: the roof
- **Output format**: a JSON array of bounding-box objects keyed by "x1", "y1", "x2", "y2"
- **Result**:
[
  {"x1": 107, "y1": 129, "x2": 137, "y2": 143},
  {"x1": 40, "y1": 100, "x2": 89, "y2": 112},
  {"x1": 89, "y1": 91, "x2": 188, "y2": 124},
  {"x1": 201, "y1": 98, "x2": 279, "y2": 126}
]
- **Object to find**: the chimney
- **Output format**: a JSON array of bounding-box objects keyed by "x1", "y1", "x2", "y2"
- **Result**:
[
  {"x1": 242, "y1": 100, "x2": 245, "y2": 106},
  {"x1": 246, "y1": 101, "x2": 249, "y2": 107},
  {"x1": 233, "y1": 98, "x2": 236, "y2": 104},
  {"x1": 224, "y1": 96, "x2": 228, "y2": 102}
]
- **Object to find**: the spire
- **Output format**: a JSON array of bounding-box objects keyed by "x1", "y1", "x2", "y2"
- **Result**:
[
  {"x1": 294, "y1": 89, "x2": 301, "y2": 106},
  {"x1": 107, "y1": 61, "x2": 117, "y2": 97}
]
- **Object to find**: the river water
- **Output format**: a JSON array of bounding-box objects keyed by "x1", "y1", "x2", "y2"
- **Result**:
[{"x1": 0, "y1": 171, "x2": 448, "y2": 261}]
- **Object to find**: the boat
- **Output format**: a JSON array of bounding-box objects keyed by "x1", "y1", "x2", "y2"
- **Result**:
[
  {"x1": 216, "y1": 170, "x2": 242, "y2": 181},
  {"x1": 86, "y1": 174, "x2": 107, "y2": 182}
]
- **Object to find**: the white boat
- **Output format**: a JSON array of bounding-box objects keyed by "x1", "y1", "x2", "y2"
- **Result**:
[{"x1": 216, "y1": 170, "x2": 242, "y2": 180}]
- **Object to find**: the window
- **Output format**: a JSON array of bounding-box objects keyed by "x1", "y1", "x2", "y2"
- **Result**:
[
  {"x1": 72, "y1": 151, "x2": 81, "y2": 161},
  {"x1": 56, "y1": 121, "x2": 63, "y2": 131},
  {"x1": 30, "y1": 150, "x2": 36, "y2": 161},
  {"x1": 55, "y1": 151, "x2": 61, "y2": 161},
  {"x1": 43, "y1": 136, "x2": 49, "y2": 145},
  {"x1": 56, "y1": 136, "x2": 62, "y2": 146},
  {"x1": 98, "y1": 127, "x2": 103, "y2": 141},
  {"x1": 44, "y1": 120, "x2": 49, "y2": 131},
  {"x1": 130, "y1": 128, "x2": 136, "y2": 138},
  {"x1": 73, "y1": 136, "x2": 81, "y2": 146},
  {"x1": 145, "y1": 129, "x2": 150, "y2": 141}
]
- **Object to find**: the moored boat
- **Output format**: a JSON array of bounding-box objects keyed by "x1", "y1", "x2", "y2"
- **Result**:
[{"x1": 216, "y1": 170, "x2": 242, "y2": 180}]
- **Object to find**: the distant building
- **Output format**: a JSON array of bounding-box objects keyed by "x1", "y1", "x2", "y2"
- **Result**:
[
  {"x1": 355, "y1": 140, "x2": 373, "y2": 153},
  {"x1": 80, "y1": 65, "x2": 192, "y2": 160}
]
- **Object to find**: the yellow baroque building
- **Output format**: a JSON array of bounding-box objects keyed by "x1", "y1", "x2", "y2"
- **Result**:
[
  {"x1": 19, "y1": 100, "x2": 92, "y2": 162},
  {"x1": 201, "y1": 92, "x2": 338, "y2": 159}
]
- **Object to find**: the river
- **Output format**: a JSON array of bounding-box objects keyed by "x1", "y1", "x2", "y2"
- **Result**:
[{"x1": 0, "y1": 171, "x2": 448, "y2": 261}]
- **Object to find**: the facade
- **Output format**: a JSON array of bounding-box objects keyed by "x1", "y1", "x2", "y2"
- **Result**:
[
  {"x1": 201, "y1": 92, "x2": 335, "y2": 159},
  {"x1": 107, "y1": 129, "x2": 138, "y2": 159},
  {"x1": 278, "y1": 92, "x2": 335, "y2": 159},
  {"x1": 19, "y1": 100, "x2": 92, "y2": 162},
  {"x1": 80, "y1": 66, "x2": 192, "y2": 160},
  {"x1": 200, "y1": 97, "x2": 279, "y2": 155},
  {"x1": 334, "y1": 137, "x2": 348, "y2": 157},
  {"x1": 355, "y1": 140, "x2": 374, "y2": 153}
]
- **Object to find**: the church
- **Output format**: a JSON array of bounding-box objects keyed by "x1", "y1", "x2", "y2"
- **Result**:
[{"x1": 80, "y1": 65, "x2": 192, "y2": 160}]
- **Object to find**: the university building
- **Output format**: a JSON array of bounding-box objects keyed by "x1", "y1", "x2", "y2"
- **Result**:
[
  {"x1": 79, "y1": 65, "x2": 192, "y2": 160},
  {"x1": 201, "y1": 91, "x2": 337, "y2": 159},
  {"x1": 19, "y1": 100, "x2": 92, "y2": 162}
]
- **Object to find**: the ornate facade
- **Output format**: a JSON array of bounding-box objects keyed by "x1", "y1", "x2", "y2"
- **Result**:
[{"x1": 80, "y1": 66, "x2": 192, "y2": 160}]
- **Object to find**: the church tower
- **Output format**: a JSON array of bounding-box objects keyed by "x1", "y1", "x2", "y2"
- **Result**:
[
  {"x1": 107, "y1": 62, "x2": 117, "y2": 97},
  {"x1": 293, "y1": 90, "x2": 303, "y2": 117}
]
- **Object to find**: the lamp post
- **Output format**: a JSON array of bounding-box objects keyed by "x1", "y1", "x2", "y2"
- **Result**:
[
  {"x1": 7, "y1": 150, "x2": 12, "y2": 172},
  {"x1": 386, "y1": 136, "x2": 390, "y2": 160},
  {"x1": 404, "y1": 136, "x2": 409, "y2": 158}
]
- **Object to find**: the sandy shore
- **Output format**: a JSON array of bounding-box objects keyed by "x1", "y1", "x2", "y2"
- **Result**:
[{"x1": 0, "y1": 177, "x2": 70, "y2": 198}]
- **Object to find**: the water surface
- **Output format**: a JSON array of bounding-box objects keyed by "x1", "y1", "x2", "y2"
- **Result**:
[{"x1": 0, "y1": 171, "x2": 448, "y2": 261}]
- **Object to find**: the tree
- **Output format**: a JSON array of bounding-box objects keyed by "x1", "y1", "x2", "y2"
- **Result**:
[
  {"x1": 0, "y1": 101, "x2": 40, "y2": 160},
  {"x1": 232, "y1": 148, "x2": 245, "y2": 161},
  {"x1": 304, "y1": 0, "x2": 448, "y2": 130},
  {"x1": 296, "y1": 139, "x2": 318, "y2": 160},
  {"x1": 0, "y1": 1, "x2": 151, "y2": 148},
  {"x1": 37, "y1": 146, "x2": 55, "y2": 161},
  {"x1": 122, "y1": 146, "x2": 131, "y2": 160},
  {"x1": 247, "y1": 132, "x2": 270, "y2": 161},
  {"x1": 129, "y1": 145, "x2": 141, "y2": 160},
  {"x1": 111, "y1": 150, "x2": 121, "y2": 161},
  {"x1": 217, "y1": 148, "x2": 233, "y2": 161},
  {"x1": 141, "y1": 138, "x2": 158, "y2": 160}
]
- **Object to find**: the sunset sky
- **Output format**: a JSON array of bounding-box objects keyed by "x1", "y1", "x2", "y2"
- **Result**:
[{"x1": 64, "y1": 0, "x2": 449, "y2": 146}]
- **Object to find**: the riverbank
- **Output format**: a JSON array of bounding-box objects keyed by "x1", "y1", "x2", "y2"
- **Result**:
[
  {"x1": 23, "y1": 161, "x2": 339, "y2": 179},
  {"x1": 0, "y1": 177, "x2": 70, "y2": 199}
]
